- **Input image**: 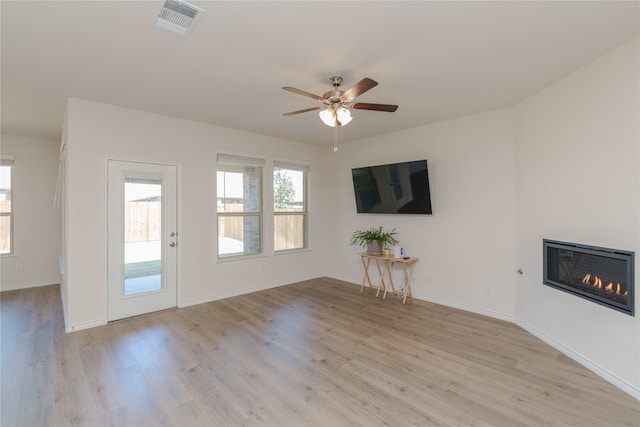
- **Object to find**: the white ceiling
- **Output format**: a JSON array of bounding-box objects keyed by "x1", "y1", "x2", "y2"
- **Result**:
[{"x1": 2, "y1": 1, "x2": 639, "y2": 146}]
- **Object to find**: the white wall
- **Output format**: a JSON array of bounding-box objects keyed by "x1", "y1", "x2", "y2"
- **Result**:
[
  {"x1": 515, "y1": 38, "x2": 639, "y2": 394},
  {"x1": 64, "y1": 98, "x2": 328, "y2": 331},
  {"x1": 326, "y1": 107, "x2": 517, "y2": 320},
  {"x1": 0, "y1": 135, "x2": 61, "y2": 290}
]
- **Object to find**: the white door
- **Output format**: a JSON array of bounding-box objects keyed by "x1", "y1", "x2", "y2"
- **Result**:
[{"x1": 107, "y1": 160, "x2": 178, "y2": 321}]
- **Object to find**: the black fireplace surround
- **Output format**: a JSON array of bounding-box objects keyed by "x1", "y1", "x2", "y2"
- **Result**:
[{"x1": 543, "y1": 240, "x2": 634, "y2": 316}]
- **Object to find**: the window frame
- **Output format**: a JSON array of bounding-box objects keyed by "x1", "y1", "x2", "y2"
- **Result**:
[
  {"x1": 216, "y1": 154, "x2": 264, "y2": 260},
  {"x1": 0, "y1": 156, "x2": 14, "y2": 256},
  {"x1": 273, "y1": 161, "x2": 309, "y2": 253}
]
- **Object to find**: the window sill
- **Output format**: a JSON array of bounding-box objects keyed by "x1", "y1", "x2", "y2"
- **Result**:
[
  {"x1": 274, "y1": 248, "x2": 313, "y2": 256},
  {"x1": 216, "y1": 253, "x2": 268, "y2": 265},
  {"x1": 215, "y1": 248, "x2": 314, "y2": 264}
]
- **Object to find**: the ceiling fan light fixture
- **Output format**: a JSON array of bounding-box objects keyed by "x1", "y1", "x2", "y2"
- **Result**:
[
  {"x1": 319, "y1": 107, "x2": 337, "y2": 127},
  {"x1": 336, "y1": 107, "x2": 352, "y2": 126},
  {"x1": 319, "y1": 105, "x2": 352, "y2": 127}
]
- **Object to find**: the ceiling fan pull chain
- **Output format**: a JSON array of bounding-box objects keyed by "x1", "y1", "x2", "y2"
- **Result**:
[{"x1": 333, "y1": 125, "x2": 338, "y2": 152}]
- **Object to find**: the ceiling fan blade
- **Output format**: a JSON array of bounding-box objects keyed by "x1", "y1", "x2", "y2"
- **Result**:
[
  {"x1": 352, "y1": 102, "x2": 398, "y2": 112},
  {"x1": 282, "y1": 86, "x2": 324, "y2": 101},
  {"x1": 282, "y1": 106, "x2": 322, "y2": 116},
  {"x1": 341, "y1": 78, "x2": 378, "y2": 101}
]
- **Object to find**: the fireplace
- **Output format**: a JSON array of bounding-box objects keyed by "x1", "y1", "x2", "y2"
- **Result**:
[{"x1": 543, "y1": 240, "x2": 634, "y2": 316}]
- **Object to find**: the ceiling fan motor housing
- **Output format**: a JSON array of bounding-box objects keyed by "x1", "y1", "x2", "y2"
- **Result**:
[
  {"x1": 324, "y1": 77, "x2": 345, "y2": 102},
  {"x1": 323, "y1": 90, "x2": 344, "y2": 102}
]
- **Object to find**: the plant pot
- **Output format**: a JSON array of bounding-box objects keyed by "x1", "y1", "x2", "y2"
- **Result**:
[{"x1": 366, "y1": 241, "x2": 382, "y2": 254}]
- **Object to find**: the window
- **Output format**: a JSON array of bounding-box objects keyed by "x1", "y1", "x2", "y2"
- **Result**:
[
  {"x1": 217, "y1": 154, "x2": 264, "y2": 258},
  {"x1": 274, "y1": 161, "x2": 308, "y2": 251},
  {"x1": 0, "y1": 157, "x2": 13, "y2": 255}
]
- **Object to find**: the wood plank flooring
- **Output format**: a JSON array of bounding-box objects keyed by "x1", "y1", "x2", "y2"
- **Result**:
[{"x1": 2, "y1": 278, "x2": 638, "y2": 426}]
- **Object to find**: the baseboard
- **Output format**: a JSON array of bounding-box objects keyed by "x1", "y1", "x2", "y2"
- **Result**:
[
  {"x1": 325, "y1": 275, "x2": 516, "y2": 323},
  {"x1": 65, "y1": 319, "x2": 107, "y2": 333},
  {"x1": 326, "y1": 274, "x2": 362, "y2": 288},
  {"x1": 180, "y1": 274, "x2": 324, "y2": 308},
  {"x1": 1, "y1": 279, "x2": 60, "y2": 292},
  {"x1": 413, "y1": 292, "x2": 516, "y2": 323},
  {"x1": 516, "y1": 319, "x2": 640, "y2": 401}
]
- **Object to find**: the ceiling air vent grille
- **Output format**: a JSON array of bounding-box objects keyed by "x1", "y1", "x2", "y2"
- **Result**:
[{"x1": 154, "y1": 0, "x2": 204, "y2": 36}]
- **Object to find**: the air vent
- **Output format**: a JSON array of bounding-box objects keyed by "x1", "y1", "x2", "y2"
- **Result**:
[{"x1": 154, "y1": 0, "x2": 204, "y2": 36}]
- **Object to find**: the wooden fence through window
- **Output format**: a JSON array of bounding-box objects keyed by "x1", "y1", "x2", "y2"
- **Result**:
[
  {"x1": 0, "y1": 200, "x2": 11, "y2": 253},
  {"x1": 125, "y1": 201, "x2": 161, "y2": 243},
  {"x1": 124, "y1": 201, "x2": 304, "y2": 249},
  {"x1": 219, "y1": 203, "x2": 304, "y2": 250}
]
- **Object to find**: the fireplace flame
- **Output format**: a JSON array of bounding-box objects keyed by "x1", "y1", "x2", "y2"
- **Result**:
[{"x1": 581, "y1": 274, "x2": 627, "y2": 296}]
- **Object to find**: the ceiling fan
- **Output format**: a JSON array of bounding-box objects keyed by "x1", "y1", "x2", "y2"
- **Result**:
[{"x1": 282, "y1": 76, "x2": 398, "y2": 127}]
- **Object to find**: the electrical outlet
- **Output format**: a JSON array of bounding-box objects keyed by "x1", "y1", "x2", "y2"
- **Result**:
[{"x1": 484, "y1": 285, "x2": 491, "y2": 295}]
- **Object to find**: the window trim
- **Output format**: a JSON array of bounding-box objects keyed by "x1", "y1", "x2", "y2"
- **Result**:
[
  {"x1": 216, "y1": 154, "x2": 264, "y2": 260},
  {"x1": 273, "y1": 162, "x2": 309, "y2": 252},
  {"x1": 0, "y1": 156, "x2": 14, "y2": 256}
]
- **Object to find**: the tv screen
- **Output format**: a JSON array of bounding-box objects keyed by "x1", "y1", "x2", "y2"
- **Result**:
[{"x1": 351, "y1": 160, "x2": 432, "y2": 214}]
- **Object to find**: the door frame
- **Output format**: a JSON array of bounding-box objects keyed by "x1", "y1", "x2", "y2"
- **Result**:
[{"x1": 105, "y1": 158, "x2": 181, "y2": 321}]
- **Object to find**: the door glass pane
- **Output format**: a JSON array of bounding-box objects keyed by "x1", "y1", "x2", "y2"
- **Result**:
[{"x1": 124, "y1": 177, "x2": 162, "y2": 296}]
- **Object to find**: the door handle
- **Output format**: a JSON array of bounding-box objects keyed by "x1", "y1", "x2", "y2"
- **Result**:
[{"x1": 169, "y1": 242, "x2": 177, "y2": 247}]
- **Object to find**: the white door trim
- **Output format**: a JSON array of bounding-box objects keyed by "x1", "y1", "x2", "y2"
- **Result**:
[{"x1": 106, "y1": 159, "x2": 180, "y2": 321}]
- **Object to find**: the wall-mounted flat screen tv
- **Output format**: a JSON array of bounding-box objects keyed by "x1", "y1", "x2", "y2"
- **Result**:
[{"x1": 351, "y1": 160, "x2": 432, "y2": 214}]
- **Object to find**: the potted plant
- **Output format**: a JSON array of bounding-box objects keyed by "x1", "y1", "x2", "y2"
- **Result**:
[{"x1": 349, "y1": 226, "x2": 399, "y2": 254}]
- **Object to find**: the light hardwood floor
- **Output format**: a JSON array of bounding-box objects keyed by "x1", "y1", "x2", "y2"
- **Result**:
[{"x1": 2, "y1": 278, "x2": 638, "y2": 426}]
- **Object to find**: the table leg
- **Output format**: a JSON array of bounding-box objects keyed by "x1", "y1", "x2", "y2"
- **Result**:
[
  {"x1": 402, "y1": 261, "x2": 416, "y2": 304},
  {"x1": 360, "y1": 256, "x2": 373, "y2": 293},
  {"x1": 383, "y1": 260, "x2": 397, "y2": 299},
  {"x1": 374, "y1": 258, "x2": 386, "y2": 297}
]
